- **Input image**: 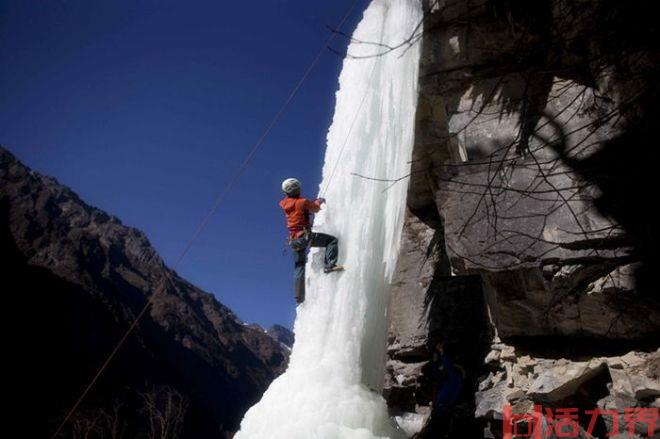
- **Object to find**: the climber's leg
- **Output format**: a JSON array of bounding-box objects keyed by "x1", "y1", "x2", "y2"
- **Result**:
[
  {"x1": 310, "y1": 232, "x2": 340, "y2": 271},
  {"x1": 292, "y1": 248, "x2": 307, "y2": 303},
  {"x1": 290, "y1": 235, "x2": 309, "y2": 303}
]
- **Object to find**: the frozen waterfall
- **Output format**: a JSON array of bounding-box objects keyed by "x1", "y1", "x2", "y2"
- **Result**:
[{"x1": 235, "y1": 1, "x2": 421, "y2": 437}]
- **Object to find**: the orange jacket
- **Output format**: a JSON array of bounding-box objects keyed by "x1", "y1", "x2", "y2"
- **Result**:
[{"x1": 278, "y1": 196, "x2": 322, "y2": 238}]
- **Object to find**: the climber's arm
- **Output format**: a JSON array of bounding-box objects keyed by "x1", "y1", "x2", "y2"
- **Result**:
[{"x1": 305, "y1": 198, "x2": 324, "y2": 213}]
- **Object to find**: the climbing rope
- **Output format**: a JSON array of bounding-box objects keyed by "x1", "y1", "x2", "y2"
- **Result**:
[{"x1": 51, "y1": 1, "x2": 363, "y2": 437}]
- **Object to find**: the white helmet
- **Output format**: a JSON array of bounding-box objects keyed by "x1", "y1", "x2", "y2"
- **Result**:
[{"x1": 281, "y1": 178, "x2": 301, "y2": 195}]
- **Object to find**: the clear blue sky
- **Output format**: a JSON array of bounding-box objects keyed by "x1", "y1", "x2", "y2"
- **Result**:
[{"x1": 0, "y1": 0, "x2": 366, "y2": 329}]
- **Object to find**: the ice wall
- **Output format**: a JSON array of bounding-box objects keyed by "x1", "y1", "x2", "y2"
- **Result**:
[{"x1": 235, "y1": 1, "x2": 421, "y2": 437}]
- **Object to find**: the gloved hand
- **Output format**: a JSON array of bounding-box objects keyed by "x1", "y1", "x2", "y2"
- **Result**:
[{"x1": 317, "y1": 197, "x2": 326, "y2": 204}]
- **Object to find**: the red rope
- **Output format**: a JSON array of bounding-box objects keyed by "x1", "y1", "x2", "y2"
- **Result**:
[{"x1": 51, "y1": 2, "x2": 362, "y2": 436}]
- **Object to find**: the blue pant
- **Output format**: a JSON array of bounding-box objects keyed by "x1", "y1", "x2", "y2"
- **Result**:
[{"x1": 290, "y1": 232, "x2": 338, "y2": 303}]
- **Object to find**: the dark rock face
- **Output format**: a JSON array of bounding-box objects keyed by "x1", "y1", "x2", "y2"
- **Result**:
[
  {"x1": 0, "y1": 146, "x2": 288, "y2": 438},
  {"x1": 386, "y1": 211, "x2": 444, "y2": 413},
  {"x1": 387, "y1": 0, "x2": 660, "y2": 437}
]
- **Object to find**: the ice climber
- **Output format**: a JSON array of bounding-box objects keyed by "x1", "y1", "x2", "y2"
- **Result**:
[
  {"x1": 279, "y1": 177, "x2": 343, "y2": 304},
  {"x1": 424, "y1": 340, "x2": 463, "y2": 438}
]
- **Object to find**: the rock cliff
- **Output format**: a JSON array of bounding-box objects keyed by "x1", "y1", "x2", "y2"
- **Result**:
[
  {"x1": 0, "y1": 146, "x2": 288, "y2": 438},
  {"x1": 386, "y1": 1, "x2": 660, "y2": 437}
]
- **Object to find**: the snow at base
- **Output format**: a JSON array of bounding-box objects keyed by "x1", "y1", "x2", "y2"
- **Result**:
[{"x1": 235, "y1": 1, "x2": 421, "y2": 437}]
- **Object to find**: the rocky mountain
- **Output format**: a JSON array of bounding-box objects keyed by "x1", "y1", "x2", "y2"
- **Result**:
[
  {"x1": 385, "y1": 0, "x2": 660, "y2": 438},
  {"x1": 0, "y1": 146, "x2": 289, "y2": 438},
  {"x1": 267, "y1": 324, "x2": 295, "y2": 349},
  {"x1": 244, "y1": 323, "x2": 294, "y2": 349}
]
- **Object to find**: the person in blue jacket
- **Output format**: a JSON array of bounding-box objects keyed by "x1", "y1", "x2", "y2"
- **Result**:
[{"x1": 426, "y1": 340, "x2": 463, "y2": 437}]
